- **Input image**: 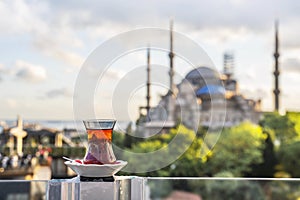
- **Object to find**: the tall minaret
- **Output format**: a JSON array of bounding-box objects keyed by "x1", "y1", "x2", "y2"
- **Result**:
[
  {"x1": 169, "y1": 20, "x2": 175, "y2": 94},
  {"x1": 146, "y1": 46, "x2": 151, "y2": 119},
  {"x1": 273, "y1": 20, "x2": 280, "y2": 112},
  {"x1": 166, "y1": 20, "x2": 175, "y2": 122}
]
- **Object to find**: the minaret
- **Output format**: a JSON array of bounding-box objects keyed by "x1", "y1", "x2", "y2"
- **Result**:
[
  {"x1": 273, "y1": 20, "x2": 280, "y2": 112},
  {"x1": 223, "y1": 52, "x2": 234, "y2": 79},
  {"x1": 146, "y1": 46, "x2": 151, "y2": 119},
  {"x1": 166, "y1": 20, "x2": 175, "y2": 122},
  {"x1": 169, "y1": 20, "x2": 175, "y2": 94}
]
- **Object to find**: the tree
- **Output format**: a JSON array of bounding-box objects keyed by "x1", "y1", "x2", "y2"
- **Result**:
[
  {"x1": 123, "y1": 124, "x2": 206, "y2": 177},
  {"x1": 249, "y1": 131, "x2": 277, "y2": 177},
  {"x1": 123, "y1": 122, "x2": 134, "y2": 148},
  {"x1": 113, "y1": 130, "x2": 125, "y2": 148},
  {"x1": 259, "y1": 112, "x2": 297, "y2": 144},
  {"x1": 277, "y1": 141, "x2": 300, "y2": 177},
  {"x1": 123, "y1": 139, "x2": 168, "y2": 176},
  {"x1": 207, "y1": 122, "x2": 266, "y2": 177},
  {"x1": 160, "y1": 124, "x2": 206, "y2": 177},
  {"x1": 112, "y1": 130, "x2": 125, "y2": 159},
  {"x1": 169, "y1": 132, "x2": 206, "y2": 177},
  {"x1": 286, "y1": 111, "x2": 300, "y2": 138}
]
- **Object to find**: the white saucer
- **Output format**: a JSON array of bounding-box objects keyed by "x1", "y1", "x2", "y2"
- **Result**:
[{"x1": 65, "y1": 160, "x2": 127, "y2": 177}]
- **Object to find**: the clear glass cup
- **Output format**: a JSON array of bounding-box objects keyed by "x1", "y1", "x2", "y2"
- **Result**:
[{"x1": 83, "y1": 119, "x2": 117, "y2": 164}]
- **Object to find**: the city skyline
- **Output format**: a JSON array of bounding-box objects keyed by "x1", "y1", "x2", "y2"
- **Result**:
[{"x1": 0, "y1": 0, "x2": 300, "y2": 120}]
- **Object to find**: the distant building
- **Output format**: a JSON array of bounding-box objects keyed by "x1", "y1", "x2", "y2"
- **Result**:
[
  {"x1": 0, "y1": 117, "x2": 80, "y2": 157},
  {"x1": 138, "y1": 22, "x2": 262, "y2": 136},
  {"x1": 141, "y1": 64, "x2": 262, "y2": 136}
]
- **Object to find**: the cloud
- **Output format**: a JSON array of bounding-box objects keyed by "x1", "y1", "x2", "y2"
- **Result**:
[
  {"x1": 46, "y1": 88, "x2": 72, "y2": 98},
  {"x1": 0, "y1": 1, "x2": 84, "y2": 68},
  {"x1": 45, "y1": 0, "x2": 300, "y2": 59},
  {"x1": 33, "y1": 38, "x2": 84, "y2": 67},
  {"x1": 2, "y1": 0, "x2": 300, "y2": 38},
  {"x1": 282, "y1": 58, "x2": 300, "y2": 73},
  {"x1": 0, "y1": 63, "x2": 4, "y2": 81},
  {"x1": 105, "y1": 69, "x2": 125, "y2": 80},
  {"x1": 239, "y1": 88, "x2": 270, "y2": 100},
  {"x1": 30, "y1": 8, "x2": 85, "y2": 67},
  {"x1": 85, "y1": 66, "x2": 125, "y2": 80},
  {"x1": 1, "y1": 0, "x2": 300, "y2": 117},
  {"x1": 13, "y1": 60, "x2": 47, "y2": 82},
  {"x1": 0, "y1": 61, "x2": 47, "y2": 83},
  {"x1": 2, "y1": 0, "x2": 300, "y2": 69},
  {"x1": 44, "y1": 0, "x2": 299, "y2": 32},
  {"x1": 0, "y1": 0, "x2": 47, "y2": 34},
  {"x1": 5, "y1": 98, "x2": 17, "y2": 109}
]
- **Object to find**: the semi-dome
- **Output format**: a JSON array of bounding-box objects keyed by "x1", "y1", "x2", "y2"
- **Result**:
[{"x1": 196, "y1": 84, "x2": 226, "y2": 96}]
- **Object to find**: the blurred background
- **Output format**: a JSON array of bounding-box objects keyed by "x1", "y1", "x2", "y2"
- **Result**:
[{"x1": 0, "y1": 0, "x2": 300, "y2": 184}]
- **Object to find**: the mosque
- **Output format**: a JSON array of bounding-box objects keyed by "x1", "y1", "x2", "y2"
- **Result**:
[
  {"x1": 138, "y1": 23, "x2": 263, "y2": 136},
  {"x1": 140, "y1": 57, "x2": 262, "y2": 136}
]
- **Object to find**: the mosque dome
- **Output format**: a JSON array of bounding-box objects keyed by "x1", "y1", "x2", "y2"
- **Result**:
[{"x1": 185, "y1": 66, "x2": 221, "y2": 87}]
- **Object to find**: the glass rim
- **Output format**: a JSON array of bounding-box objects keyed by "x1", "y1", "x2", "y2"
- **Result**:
[
  {"x1": 82, "y1": 119, "x2": 116, "y2": 123},
  {"x1": 83, "y1": 119, "x2": 116, "y2": 129}
]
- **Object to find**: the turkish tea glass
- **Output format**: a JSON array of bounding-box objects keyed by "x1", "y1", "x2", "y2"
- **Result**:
[{"x1": 83, "y1": 119, "x2": 116, "y2": 164}]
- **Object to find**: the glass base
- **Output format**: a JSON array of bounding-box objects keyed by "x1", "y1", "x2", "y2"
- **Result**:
[{"x1": 79, "y1": 176, "x2": 115, "y2": 182}]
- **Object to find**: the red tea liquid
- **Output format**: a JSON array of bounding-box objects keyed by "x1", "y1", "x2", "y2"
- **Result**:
[
  {"x1": 87, "y1": 129, "x2": 113, "y2": 141},
  {"x1": 84, "y1": 128, "x2": 116, "y2": 164}
]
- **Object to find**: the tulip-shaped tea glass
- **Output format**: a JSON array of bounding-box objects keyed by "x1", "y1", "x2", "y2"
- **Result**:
[{"x1": 83, "y1": 119, "x2": 116, "y2": 164}]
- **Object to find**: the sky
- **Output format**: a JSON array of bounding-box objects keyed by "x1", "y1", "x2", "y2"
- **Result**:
[{"x1": 0, "y1": 0, "x2": 300, "y2": 121}]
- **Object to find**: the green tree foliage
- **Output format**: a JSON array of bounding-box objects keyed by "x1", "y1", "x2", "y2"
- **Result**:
[
  {"x1": 123, "y1": 139, "x2": 168, "y2": 176},
  {"x1": 123, "y1": 122, "x2": 134, "y2": 148},
  {"x1": 112, "y1": 130, "x2": 125, "y2": 159},
  {"x1": 249, "y1": 131, "x2": 277, "y2": 177},
  {"x1": 207, "y1": 122, "x2": 266, "y2": 177},
  {"x1": 259, "y1": 112, "x2": 297, "y2": 144},
  {"x1": 123, "y1": 124, "x2": 206, "y2": 177},
  {"x1": 113, "y1": 130, "x2": 125, "y2": 148},
  {"x1": 118, "y1": 112, "x2": 300, "y2": 178},
  {"x1": 286, "y1": 111, "x2": 300, "y2": 138},
  {"x1": 277, "y1": 141, "x2": 300, "y2": 177},
  {"x1": 196, "y1": 125, "x2": 208, "y2": 138},
  {"x1": 257, "y1": 112, "x2": 300, "y2": 177},
  {"x1": 169, "y1": 130, "x2": 206, "y2": 177}
]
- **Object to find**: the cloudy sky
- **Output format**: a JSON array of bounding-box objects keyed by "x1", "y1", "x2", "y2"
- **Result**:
[{"x1": 0, "y1": 0, "x2": 300, "y2": 121}]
